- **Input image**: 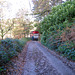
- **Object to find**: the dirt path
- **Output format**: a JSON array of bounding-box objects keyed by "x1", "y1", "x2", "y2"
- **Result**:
[{"x1": 22, "y1": 41, "x2": 75, "y2": 75}]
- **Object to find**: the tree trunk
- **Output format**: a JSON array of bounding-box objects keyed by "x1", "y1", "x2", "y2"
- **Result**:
[
  {"x1": 2, "y1": 35, "x2": 3, "y2": 40},
  {"x1": 1, "y1": 29, "x2": 4, "y2": 40}
]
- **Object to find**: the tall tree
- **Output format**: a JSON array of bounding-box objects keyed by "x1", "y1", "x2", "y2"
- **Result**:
[
  {"x1": 12, "y1": 9, "x2": 33, "y2": 38},
  {"x1": 0, "y1": 0, "x2": 13, "y2": 39},
  {"x1": 32, "y1": 0, "x2": 50, "y2": 20},
  {"x1": 32, "y1": 0, "x2": 64, "y2": 21},
  {"x1": 12, "y1": 18, "x2": 33, "y2": 38},
  {"x1": 0, "y1": 19, "x2": 15, "y2": 39}
]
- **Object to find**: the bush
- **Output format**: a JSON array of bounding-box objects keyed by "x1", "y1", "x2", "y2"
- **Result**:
[
  {"x1": 0, "y1": 50, "x2": 9, "y2": 65},
  {"x1": 20, "y1": 38, "x2": 31, "y2": 43},
  {"x1": 37, "y1": 0, "x2": 75, "y2": 43},
  {"x1": 35, "y1": 0, "x2": 75, "y2": 61},
  {"x1": 57, "y1": 41, "x2": 75, "y2": 60},
  {"x1": 7, "y1": 48, "x2": 18, "y2": 58},
  {"x1": 0, "y1": 38, "x2": 26, "y2": 72},
  {"x1": 13, "y1": 44, "x2": 22, "y2": 52}
]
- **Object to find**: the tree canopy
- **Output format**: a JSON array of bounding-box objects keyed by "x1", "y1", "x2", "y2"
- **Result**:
[{"x1": 32, "y1": 0, "x2": 64, "y2": 20}]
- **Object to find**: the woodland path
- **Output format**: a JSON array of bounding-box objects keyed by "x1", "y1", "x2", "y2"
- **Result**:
[{"x1": 22, "y1": 41, "x2": 75, "y2": 75}]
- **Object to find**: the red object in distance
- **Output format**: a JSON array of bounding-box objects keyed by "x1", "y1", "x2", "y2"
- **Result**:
[{"x1": 32, "y1": 31, "x2": 39, "y2": 34}]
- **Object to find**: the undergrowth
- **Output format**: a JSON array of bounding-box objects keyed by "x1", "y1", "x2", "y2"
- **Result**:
[
  {"x1": 0, "y1": 38, "x2": 28, "y2": 73},
  {"x1": 35, "y1": 0, "x2": 75, "y2": 61}
]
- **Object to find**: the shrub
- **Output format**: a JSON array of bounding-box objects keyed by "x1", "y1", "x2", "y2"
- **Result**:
[
  {"x1": 57, "y1": 41, "x2": 75, "y2": 60},
  {"x1": 0, "y1": 38, "x2": 26, "y2": 72},
  {"x1": 37, "y1": 0, "x2": 75, "y2": 43},
  {"x1": 35, "y1": 0, "x2": 75, "y2": 61},
  {"x1": 13, "y1": 43, "x2": 22, "y2": 52},
  {"x1": 7, "y1": 48, "x2": 18, "y2": 58},
  {"x1": 0, "y1": 50, "x2": 9, "y2": 65}
]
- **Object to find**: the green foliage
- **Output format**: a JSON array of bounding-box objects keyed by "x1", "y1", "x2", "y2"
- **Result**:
[
  {"x1": 37, "y1": 0, "x2": 75, "y2": 34},
  {"x1": 20, "y1": 37, "x2": 31, "y2": 43},
  {"x1": 35, "y1": 0, "x2": 75, "y2": 61},
  {"x1": 0, "y1": 49, "x2": 9, "y2": 64},
  {"x1": 0, "y1": 66, "x2": 6, "y2": 72},
  {"x1": 0, "y1": 38, "x2": 26, "y2": 72},
  {"x1": 46, "y1": 32, "x2": 62, "y2": 50},
  {"x1": 57, "y1": 41, "x2": 75, "y2": 60}
]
